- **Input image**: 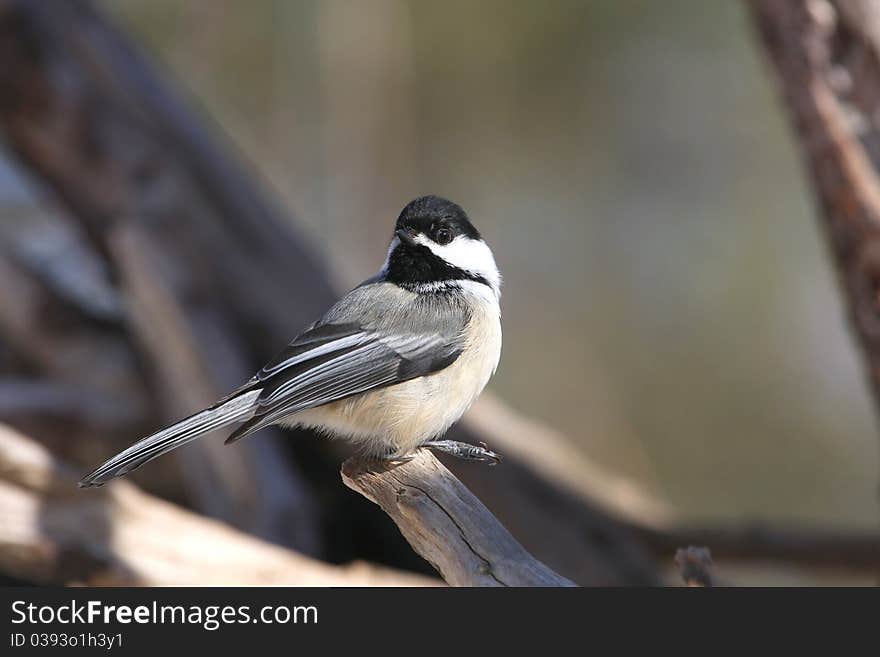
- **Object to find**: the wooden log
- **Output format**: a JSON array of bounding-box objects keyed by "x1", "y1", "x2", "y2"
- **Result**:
[
  {"x1": 0, "y1": 423, "x2": 437, "y2": 586},
  {"x1": 342, "y1": 452, "x2": 576, "y2": 587}
]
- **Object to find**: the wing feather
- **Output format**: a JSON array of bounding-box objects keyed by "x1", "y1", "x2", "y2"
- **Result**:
[{"x1": 224, "y1": 318, "x2": 463, "y2": 444}]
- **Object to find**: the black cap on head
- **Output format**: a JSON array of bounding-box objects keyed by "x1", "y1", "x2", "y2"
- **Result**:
[
  {"x1": 383, "y1": 195, "x2": 491, "y2": 290},
  {"x1": 396, "y1": 195, "x2": 481, "y2": 241}
]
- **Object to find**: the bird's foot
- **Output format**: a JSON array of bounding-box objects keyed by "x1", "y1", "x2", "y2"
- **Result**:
[{"x1": 422, "y1": 440, "x2": 502, "y2": 465}]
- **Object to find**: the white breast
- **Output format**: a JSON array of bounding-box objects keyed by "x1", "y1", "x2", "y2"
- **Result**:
[{"x1": 287, "y1": 284, "x2": 501, "y2": 455}]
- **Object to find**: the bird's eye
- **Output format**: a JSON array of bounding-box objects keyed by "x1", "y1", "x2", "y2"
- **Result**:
[{"x1": 434, "y1": 227, "x2": 453, "y2": 245}]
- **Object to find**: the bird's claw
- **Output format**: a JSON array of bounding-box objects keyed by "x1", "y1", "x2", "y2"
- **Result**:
[{"x1": 423, "y1": 440, "x2": 502, "y2": 465}]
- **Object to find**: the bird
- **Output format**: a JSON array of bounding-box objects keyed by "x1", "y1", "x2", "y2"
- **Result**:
[{"x1": 79, "y1": 195, "x2": 503, "y2": 487}]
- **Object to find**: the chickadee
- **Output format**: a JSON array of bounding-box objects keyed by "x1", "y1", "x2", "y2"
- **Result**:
[{"x1": 79, "y1": 196, "x2": 502, "y2": 487}]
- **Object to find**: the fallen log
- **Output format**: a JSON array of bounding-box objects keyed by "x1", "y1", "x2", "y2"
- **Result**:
[{"x1": 0, "y1": 423, "x2": 437, "y2": 586}]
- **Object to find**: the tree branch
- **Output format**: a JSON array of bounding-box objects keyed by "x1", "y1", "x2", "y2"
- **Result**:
[
  {"x1": 341, "y1": 452, "x2": 577, "y2": 587},
  {"x1": 634, "y1": 522, "x2": 880, "y2": 571},
  {"x1": 749, "y1": 0, "x2": 880, "y2": 427}
]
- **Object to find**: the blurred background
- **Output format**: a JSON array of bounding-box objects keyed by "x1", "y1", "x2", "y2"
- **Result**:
[
  {"x1": 103, "y1": 0, "x2": 877, "y2": 526},
  {"x1": 0, "y1": 0, "x2": 877, "y2": 585}
]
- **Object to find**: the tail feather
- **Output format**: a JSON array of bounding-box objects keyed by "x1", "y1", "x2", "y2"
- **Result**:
[{"x1": 78, "y1": 389, "x2": 261, "y2": 488}]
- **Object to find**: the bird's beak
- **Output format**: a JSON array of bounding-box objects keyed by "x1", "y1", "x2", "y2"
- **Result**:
[{"x1": 395, "y1": 228, "x2": 418, "y2": 246}]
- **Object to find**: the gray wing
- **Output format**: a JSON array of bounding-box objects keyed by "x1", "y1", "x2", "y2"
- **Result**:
[{"x1": 225, "y1": 283, "x2": 467, "y2": 443}]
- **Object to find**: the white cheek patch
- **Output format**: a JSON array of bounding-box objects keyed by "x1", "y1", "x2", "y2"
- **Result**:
[{"x1": 413, "y1": 234, "x2": 501, "y2": 295}]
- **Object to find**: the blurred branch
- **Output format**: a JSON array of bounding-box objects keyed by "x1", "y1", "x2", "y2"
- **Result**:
[
  {"x1": 106, "y1": 221, "x2": 260, "y2": 527},
  {"x1": 342, "y1": 452, "x2": 576, "y2": 587},
  {"x1": 0, "y1": 250, "x2": 152, "y2": 439},
  {"x1": 0, "y1": 0, "x2": 324, "y2": 551},
  {"x1": 674, "y1": 547, "x2": 714, "y2": 587},
  {"x1": 0, "y1": 423, "x2": 437, "y2": 586},
  {"x1": 456, "y1": 396, "x2": 666, "y2": 585},
  {"x1": 0, "y1": 378, "x2": 143, "y2": 431},
  {"x1": 749, "y1": 0, "x2": 880, "y2": 439},
  {"x1": 635, "y1": 522, "x2": 880, "y2": 571},
  {"x1": 466, "y1": 394, "x2": 673, "y2": 528}
]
